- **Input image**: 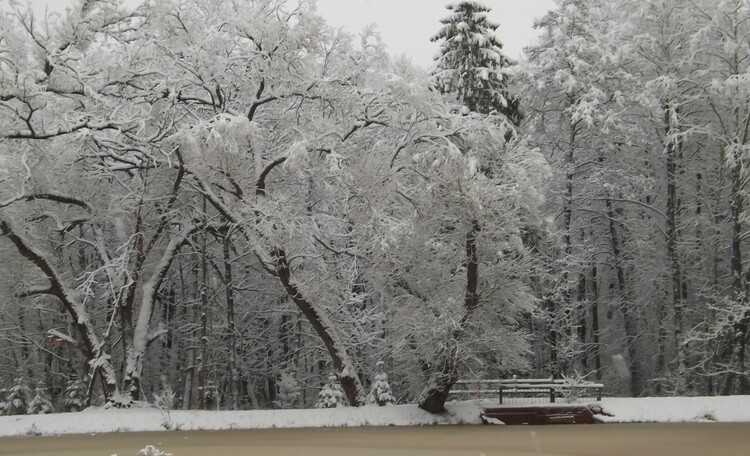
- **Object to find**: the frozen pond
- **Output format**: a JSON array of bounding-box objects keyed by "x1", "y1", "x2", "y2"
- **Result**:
[{"x1": 2, "y1": 423, "x2": 749, "y2": 456}]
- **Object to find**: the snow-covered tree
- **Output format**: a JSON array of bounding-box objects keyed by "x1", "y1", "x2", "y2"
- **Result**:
[
  {"x1": 27, "y1": 383, "x2": 54, "y2": 415},
  {"x1": 315, "y1": 373, "x2": 346, "y2": 408},
  {"x1": 0, "y1": 386, "x2": 7, "y2": 415},
  {"x1": 0, "y1": 0, "x2": 545, "y2": 413},
  {"x1": 432, "y1": 1, "x2": 521, "y2": 123},
  {"x1": 4, "y1": 378, "x2": 31, "y2": 415},
  {"x1": 276, "y1": 370, "x2": 301, "y2": 409},
  {"x1": 63, "y1": 376, "x2": 88, "y2": 412},
  {"x1": 367, "y1": 362, "x2": 395, "y2": 406}
]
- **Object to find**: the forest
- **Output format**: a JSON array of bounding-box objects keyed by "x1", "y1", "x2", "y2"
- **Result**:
[{"x1": 0, "y1": 0, "x2": 748, "y2": 416}]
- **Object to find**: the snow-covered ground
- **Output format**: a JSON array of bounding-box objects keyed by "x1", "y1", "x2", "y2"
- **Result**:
[
  {"x1": 1, "y1": 396, "x2": 749, "y2": 438},
  {"x1": 0, "y1": 401, "x2": 484, "y2": 437},
  {"x1": 596, "y1": 396, "x2": 750, "y2": 423}
]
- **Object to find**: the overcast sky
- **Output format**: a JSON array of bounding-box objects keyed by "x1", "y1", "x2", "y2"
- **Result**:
[
  {"x1": 317, "y1": 0, "x2": 555, "y2": 66},
  {"x1": 12, "y1": 0, "x2": 555, "y2": 67}
]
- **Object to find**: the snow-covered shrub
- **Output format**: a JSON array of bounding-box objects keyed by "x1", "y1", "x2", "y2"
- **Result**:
[
  {"x1": 137, "y1": 445, "x2": 172, "y2": 456},
  {"x1": 28, "y1": 383, "x2": 54, "y2": 414},
  {"x1": 694, "y1": 410, "x2": 717, "y2": 422},
  {"x1": 154, "y1": 376, "x2": 176, "y2": 430},
  {"x1": 367, "y1": 362, "x2": 395, "y2": 406},
  {"x1": 276, "y1": 370, "x2": 301, "y2": 409},
  {"x1": 5, "y1": 378, "x2": 31, "y2": 415},
  {"x1": 560, "y1": 372, "x2": 588, "y2": 403},
  {"x1": 153, "y1": 386, "x2": 175, "y2": 411},
  {"x1": 63, "y1": 376, "x2": 87, "y2": 412},
  {"x1": 315, "y1": 373, "x2": 346, "y2": 408}
]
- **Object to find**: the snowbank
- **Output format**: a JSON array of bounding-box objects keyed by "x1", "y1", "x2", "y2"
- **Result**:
[
  {"x1": 0, "y1": 401, "x2": 484, "y2": 437},
  {"x1": 597, "y1": 396, "x2": 750, "y2": 423},
  {"x1": 2, "y1": 396, "x2": 750, "y2": 438}
]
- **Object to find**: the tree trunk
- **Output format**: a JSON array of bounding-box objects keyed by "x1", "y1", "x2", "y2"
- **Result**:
[
  {"x1": 223, "y1": 233, "x2": 240, "y2": 410},
  {"x1": 192, "y1": 172, "x2": 365, "y2": 406},
  {"x1": 664, "y1": 103, "x2": 687, "y2": 392},
  {"x1": 197, "y1": 209, "x2": 210, "y2": 410},
  {"x1": 182, "y1": 348, "x2": 194, "y2": 410},
  {"x1": 0, "y1": 217, "x2": 122, "y2": 403},
  {"x1": 418, "y1": 347, "x2": 459, "y2": 414},
  {"x1": 419, "y1": 219, "x2": 481, "y2": 413},
  {"x1": 591, "y1": 266, "x2": 602, "y2": 380},
  {"x1": 273, "y1": 248, "x2": 364, "y2": 406},
  {"x1": 604, "y1": 198, "x2": 642, "y2": 396},
  {"x1": 123, "y1": 224, "x2": 197, "y2": 402}
]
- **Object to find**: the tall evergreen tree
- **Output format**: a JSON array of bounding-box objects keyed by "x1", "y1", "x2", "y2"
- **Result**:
[{"x1": 432, "y1": 1, "x2": 522, "y2": 123}]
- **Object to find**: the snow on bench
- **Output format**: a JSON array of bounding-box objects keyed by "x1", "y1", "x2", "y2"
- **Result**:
[{"x1": 450, "y1": 377, "x2": 604, "y2": 404}]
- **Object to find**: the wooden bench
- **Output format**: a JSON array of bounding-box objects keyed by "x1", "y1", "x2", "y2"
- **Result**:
[
  {"x1": 482, "y1": 405, "x2": 596, "y2": 425},
  {"x1": 450, "y1": 377, "x2": 604, "y2": 404}
]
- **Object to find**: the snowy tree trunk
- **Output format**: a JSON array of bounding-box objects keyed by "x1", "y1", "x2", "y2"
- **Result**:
[
  {"x1": 419, "y1": 220, "x2": 480, "y2": 413},
  {"x1": 419, "y1": 348, "x2": 459, "y2": 414},
  {"x1": 197, "y1": 208, "x2": 209, "y2": 410},
  {"x1": 273, "y1": 248, "x2": 364, "y2": 406},
  {"x1": 0, "y1": 217, "x2": 122, "y2": 403},
  {"x1": 591, "y1": 265, "x2": 602, "y2": 379},
  {"x1": 604, "y1": 198, "x2": 642, "y2": 396},
  {"x1": 664, "y1": 104, "x2": 687, "y2": 393},
  {"x1": 123, "y1": 224, "x2": 197, "y2": 402},
  {"x1": 193, "y1": 173, "x2": 365, "y2": 406},
  {"x1": 223, "y1": 234, "x2": 240, "y2": 410},
  {"x1": 724, "y1": 164, "x2": 749, "y2": 394}
]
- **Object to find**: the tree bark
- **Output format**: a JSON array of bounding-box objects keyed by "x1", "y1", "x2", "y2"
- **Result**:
[
  {"x1": 419, "y1": 219, "x2": 481, "y2": 413},
  {"x1": 604, "y1": 199, "x2": 642, "y2": 396},
  {"x1": 222, "y1": 233, "x2": 240, "y2": 410},
  {"x1": 0, "y1": 216, "x2": 121, "y2": 402},
  {"x1": 664, "y1": 103, "x2": 687, "y2": 392},
  {"x1": 273, "y1": 248, "x2": 364, "y2": 406},
  {"x1": 123, "y1": 224, "x2": 197, "y2": 402}
]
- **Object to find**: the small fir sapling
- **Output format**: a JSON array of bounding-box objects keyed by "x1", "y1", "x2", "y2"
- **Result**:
[
  {"x1": 5, "y1": 377, "x2": 32, "y2": 415},
  {"x1": 63, "y1": 376, "x2": 88, "y2": 412},
  {"x1": 367, "y1": 361, "x2": 395, "y2": 406},
  {"x1": 315, "y1": 372, "x2": 346, "y2": 408},
  {"x1": 28, "y1": 383, "x2": 54, "y2": 414},
  {"x1": 0, "y1": 386, "x2": 7, "y2": 414}
]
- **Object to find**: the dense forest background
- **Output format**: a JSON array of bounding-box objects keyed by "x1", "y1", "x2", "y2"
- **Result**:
[{"x1": 0, "y1": 0, "x2": 748, "y2": 415}]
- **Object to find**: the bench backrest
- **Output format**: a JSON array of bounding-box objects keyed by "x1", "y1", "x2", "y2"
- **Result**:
[{"x1": 450, "y1": 378, "x2": 604, "y2": 404}]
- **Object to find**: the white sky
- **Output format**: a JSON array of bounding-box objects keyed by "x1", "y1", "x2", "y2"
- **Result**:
[
  {"x1": 11, "y1": 0, "x2": 556, "y2": 67},
  {"x1": 316, "y1": 0, "x2": 556, "y2": 66}
]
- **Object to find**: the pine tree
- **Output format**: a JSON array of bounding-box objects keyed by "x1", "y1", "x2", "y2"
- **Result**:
[
  {"x1": 28, "y1": 383, "x2": 54, "y2": 415},
  {"x1": 0, "y1": 386, "x2": 7, "y2": 415},
  {"x1": 367, "y1": 362, "x2": 395, "y2": 406},
  {"x1": 432, "y1": 1, "x2": 522, "y2": 123},
  {"x1": 314, "y1": 373, "x2": 346, "y2": 408},
  {"x1": 5, "y1": 378, "x2": 31, "y2": 415},
  {"x1": 63, "y1": 376, "x2": 88, "y2": 412}
]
